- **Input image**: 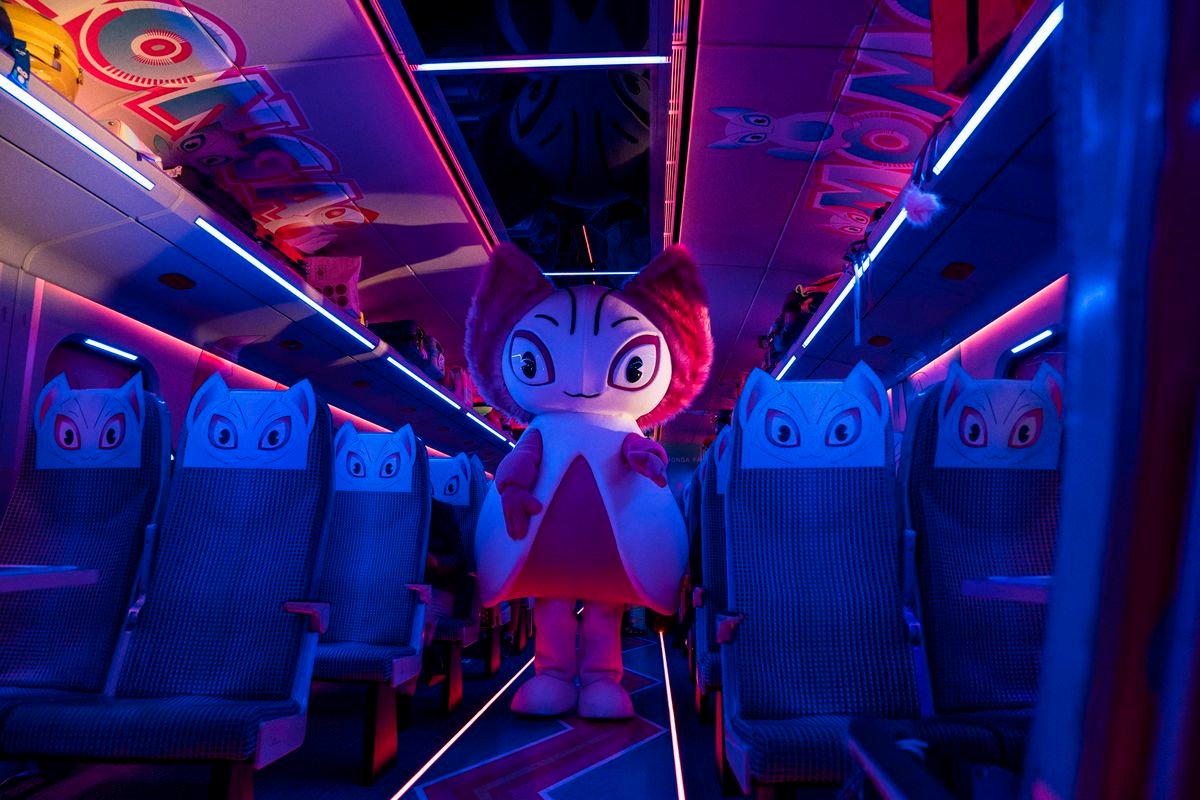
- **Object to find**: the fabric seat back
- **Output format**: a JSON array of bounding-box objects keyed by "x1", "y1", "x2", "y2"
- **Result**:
[
  {"x1": 903, "y1": 362, "x2": 1064, "y2": 712},
  {"x1": 698, "y1": 426, "x2": 731, "y2": 652},
  {"x1": 430, "y1": 453, "x2": 487, "y2": 567},
  {"x1": 318, "y1": 423, "x2": 430, "y2": 646},
  {"x1": 0, "y1": 375, "x2": 168, "y2": 692},
  {"x1": 727, "y1": 366, "x2": 916, "y2": 720},
  {"x1": 116, "y1": 375, "x2": 333, "y2": 701}
]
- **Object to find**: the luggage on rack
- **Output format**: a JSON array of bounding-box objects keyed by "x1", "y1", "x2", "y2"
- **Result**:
[{"x1": 0, "y1": 1, "x2": 83, "y2": 101}]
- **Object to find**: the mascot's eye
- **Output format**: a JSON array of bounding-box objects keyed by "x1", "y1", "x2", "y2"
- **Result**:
[
  {"x1": 1009, "y1": 408, "x2": 1043, "y2": 449},
  {"x1": 739, "y1": 132, "x2": 767, "y2": 144},
  {"x1": 347, "y1": 452, "x2": 365, "y2": 477},
  {"x1": 609, "y1": 334, "x2": 660, "y2": 391},
  {"x1": 959, "y1": 407, "x2": 988, "y2": 448},
  {"x1": 180, "y1": 133, "x2": 206, "y2": 152},
  {"x1": 445, "y1": 476, "x2": 460, "y2": 495},
  {"x1": 380, "y1": 453, "x2": 400, "y2": 478},
  {"x1": 509, "y1": 330, "x2": 554, "y2": 386},
  {"x1": 825, "y1": 408, "x2": 861, "y2": 447},
  {"x1": 766, "y1": 409, "x2": 800, "y2": 447},
  {"x1": 259, "y1": 417, "x2": 291, "y2": 450},
  {"x1": 54, "y1": 415, "x2": 81, "y2": 450},
  {"x1": 209, "y1": 415, "x2": 237, "y2": 449},
  {"x1": 200, "y1": 154, "x2": 230, "y2": 167},
  {"x1": 742, "y1": 114, "x2": 771, "y2": 126},
  {"x1": 99, "y1": 414, "x2": 126, "y2": 450}
]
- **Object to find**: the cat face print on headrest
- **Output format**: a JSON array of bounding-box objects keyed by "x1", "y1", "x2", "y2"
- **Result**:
[
  {"x1": 713, "y1": 424, "x2": 733, "y2": 494},
  {"x1": 430, "y1": 453, "x2": 471, "y2": 506},
  {"x1": 933, "y1": 362, "x2": 1064, "y2": 469},
  {"x1": 34, "y1": 374, "x2": 145, "y2": 470},
  {"x1": 735, "y1": 363, "x2": 890, "y2": 469},
  {"x1": 183, "y1": 374, "x2": 317, "y2": 469},
  {"x1": 334, "y1": 422, "x2": 417, "y2": 492}
]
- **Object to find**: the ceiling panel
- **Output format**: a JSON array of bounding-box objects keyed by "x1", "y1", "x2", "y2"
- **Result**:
[{"x1": 699, "y1": 0, "x2": 875, "y2": 47}]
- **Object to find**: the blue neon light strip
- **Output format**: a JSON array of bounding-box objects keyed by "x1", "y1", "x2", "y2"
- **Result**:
[
  {"x1": 0, "y1": 71, "x2": 154, "y2": 190},
  {"x1": 414, "y1": 55, "x2": 669, "y2": 73},
  {"x1": 386, "y1": 356, "x2": 461, "y2": 410},
  {"x1": 544, "y1": 271, "x2": 639, "y2": 277},
  {"x1": 464, "y1": 410, "x2": 512, "y2": 444},
  {"x1": 195, "y1": 218, "x2": 374, "y2": 351},
  {"x1": 1010, "y1": 328, "x2": 1054, "y2": 354},
  {"x1": 83, "y1": 338, "x2": 138, "y2": 361},
  {"x1": 775, "y1": 355, "x2": 797, "y2": 381},
  {"x1": 932, "y1": 3, "x2": 1065, "y2": 176}
]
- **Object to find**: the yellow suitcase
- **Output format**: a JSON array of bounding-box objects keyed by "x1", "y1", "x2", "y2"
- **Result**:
[{"x1": 0, "y1": 1, "x2": 82, "y2": 101}]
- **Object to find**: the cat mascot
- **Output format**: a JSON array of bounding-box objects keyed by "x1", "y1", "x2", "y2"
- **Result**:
[{"x1": 466, "y1": 244, "x2": 712, "y2": 719}]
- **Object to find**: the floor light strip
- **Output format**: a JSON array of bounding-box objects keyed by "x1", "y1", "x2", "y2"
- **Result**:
[{"x1": 659, "y1": 631, "x2": 688, "y2": 800}]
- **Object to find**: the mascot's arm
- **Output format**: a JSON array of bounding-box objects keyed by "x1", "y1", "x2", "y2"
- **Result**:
[
  {"x1": 622, "y1": 433, "x2": 669, "y2": 488},
  {"x1": 495, "y1": 428, "x2": 544, "y2": 540}
]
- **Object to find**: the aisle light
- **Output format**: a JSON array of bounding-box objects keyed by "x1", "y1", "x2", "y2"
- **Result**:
[
  {"x1": 390, "y1": 657, "x2": 534, "y2": 799},
  {"x1": 659, "y1": 631, "x2": 688, "y2": 800},
  {"x1": 0, "y1": 71, "x2": 154, "y2": 190},
  {"x1": 1010, "y1": 328, "x2": 1054, "y2": 354},
  {"x1": 83, "y1": 338, "x2": 138, "y2": 361},
  {"x1": 775, "y1": 355, "x2": 797, "y2": 381},
  {"x1": 932, "y1": 3, "x2": 1065, "y2": 175},
  {"x1": 386, "y1": 356, "x2": 461, "y2": 410},
  {"x1": 195, "y1": 218, "x2": 374, "y2": 350},
  {"x1": 414, "y1": 55, "x2": 669, "y2": 73}
]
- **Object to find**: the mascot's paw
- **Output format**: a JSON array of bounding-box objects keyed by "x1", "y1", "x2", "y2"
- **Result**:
[
  {"x1": 622, "y1": 433, "x2": 668, "y2": 488},
  {"x1": 577, "y1": 679, "x2": 635, "y2": 720},
  {"x1": 511, "y1": 674, "x2": 578, "y2": 717},
  {"x1": 500, "y1": 486, "x2": 543, "y2": 540}
]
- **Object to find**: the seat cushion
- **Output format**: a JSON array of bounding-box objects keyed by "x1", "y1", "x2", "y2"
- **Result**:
[
  {"x1": 0, "y1": 695, "x2": 301, "y2": 762},
  {"x1": 434, "y1": 616, "x2": 480, "y2": 645},
  {"x1": 0, "y1": 686, "x2": 82, "y2": 726},
  {"x1": 697, "y1": 652, "x2": 721, "y2": 692},
  {"x1": 313, "y1": 642, "x2": 419, "y2": 684},
  {"x1": 732, "y1": 714, "x2": 1004, "y2": 785},
  {"x1": 947, "y1": 708, "x2": 1034, "y2": 767}
]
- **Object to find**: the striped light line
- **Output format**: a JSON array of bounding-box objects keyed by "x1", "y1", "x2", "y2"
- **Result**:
[
  {"x1": 386, "y1": 357, "x2": 461, "y2": 410},
  {"x1": 659, "y1": 631, "x2": 687, "y2": 800},
  {"x1": 775, "y1": 355, "x2": 797, "y2": 381},
  {"x1": 464, "y1": 410, "x2": 512, "y2": 445},
  {"x1": 1010, "y1": 328, "x2": 1054, "y2": 354},
  {"x1": 389, "y1": 657, "x2": 535, "y2": 799},
  {"x1": 414, "y1": 55, "x2": 669, "y2": 73},
  {"x1": 195, "y1": 218, "x2": 374, "y2": 350},
  {"x1": 83, "y1": 338, "x2": 138, "y2": 361},
  {"x1": 0, "y1": 71, "x2": 154, "y2": 190},
  {"x1": 932, "y1": 3, "x2": 1065, "y2": 175}
]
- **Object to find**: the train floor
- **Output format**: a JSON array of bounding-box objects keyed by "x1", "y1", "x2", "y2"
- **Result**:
[{"x1": 0, "y1": 632, "x2": 734, "y2": 800}]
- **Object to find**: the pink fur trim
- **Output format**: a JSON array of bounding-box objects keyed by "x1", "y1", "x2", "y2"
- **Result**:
[
  {"x1": 465, "y1": 245, "x2": 554, "y2": 422},
  {"x1": 899, "y1": 185, "x2": 944, "y2": 227},
  {"x1": 621, "y1": 245, "x2": 714, "y2": 428}
]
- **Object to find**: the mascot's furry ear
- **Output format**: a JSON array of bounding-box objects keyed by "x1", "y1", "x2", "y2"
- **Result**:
[
  {"x1": 465, "y1": 244, "x2": 555, "y2": 422},
  {"x1": 621, "y1": 246, "x2": 714, "y2": 428}
]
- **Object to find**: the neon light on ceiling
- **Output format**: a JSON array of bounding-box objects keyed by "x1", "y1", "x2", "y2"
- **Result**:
[
  {"x1": 414, "y1": 55, "x2": 670, "y2": 73},
  {"x1": 389, "y1": 656, "x2": 534, "y2": 799},
  {"x1": 544, "y1": 271, "x2": 639, "y2": 277},
  {"x1": 932, "y1": 3, "x2": 1065, "y2": 176},
  {"x1": 464, "y1": 410, "x2": 512, "y2": 445},
  {"x1": 775, "y1": 355, "x2": 797, "y2": 381},
  {"x1": 83, "y1": 338, "x2": 138, "y2": 361},
  {"x1": 194, "y1": 218, "x2": 374, "y2": 351},
  {"x1": 659, "y1": 631, "x2": 688, "y2": 800},
  {"x1": 1011, "y1": 328, "x2": 1054, "y2": 354},
  {"x1": 0, "y1": 71, "x2": 154, "y2": 191},
  {"x1": 386, "y1": 356, "x2": 461, "y2": 410}
]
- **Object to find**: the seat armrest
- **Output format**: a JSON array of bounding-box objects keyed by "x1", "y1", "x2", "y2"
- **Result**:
[
  {"x1": 406, "y1": 583, "x2": 432, "y2": 606},
  {"x1": 847, "y1": 718, "x2": 956, "y2": 800},
  {"x1": 715, "y1": 611, "x2": 744, "y2": 645},
  {"x1": 284, "y1": 601, "x2": 330, "y2": 634},
  {"x1": 901, "y1": 529, "x2": 923, "y2": 645}
]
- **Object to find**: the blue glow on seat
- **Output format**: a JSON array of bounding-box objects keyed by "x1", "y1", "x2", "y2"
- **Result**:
[
  {"x1": 0, "y1": 71, "x2": 154, "y2": 191},
  {"x1": 195, "y1": 218, "x2": 374, "y2": 351},
  {"x1": 83, "y1": 338, "x2": 138, "y2": 361}
]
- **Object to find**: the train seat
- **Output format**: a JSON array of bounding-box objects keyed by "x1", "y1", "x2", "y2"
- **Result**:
[
  {"x1": 312, "y1": 422, "x2": 432, "y2": 783},
  {"x1": 0, "y1": 375, "x2": 169, "y2": 715},
  {"x1": 901, "y1": 362, "x2": 1064, "y2": 764},
  {"x1": 692, "y1": 425, "x2": 731, "y2": 719},
  {"x1": 0, "y1": 376, "x2": 335, "y2": 800}
]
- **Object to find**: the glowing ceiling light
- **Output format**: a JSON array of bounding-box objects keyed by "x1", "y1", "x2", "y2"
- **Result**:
[
  {"x1": 0, "y1": 71, "x2": 154, "y2": 191},
  {"x1": 464, "y1": 410, "x2": 511, "y2": 445},
  {"x1": 83, "y1": 338, "x2": 138, "y2": 361},
  {"x1": 659, "y1": 631, "x2": 688, "y2": 800},
  {"x1": 386, "y1": 356, "x2": 461, "y2": 410},
  {"x1": 1011, "y1": 328, "x2": 1054, "y2": 354},
  {"x1": 389, "y1": 657, "x2": 534, "y2": 799},
  {"x1": 775, "y1": 355, "x2": 797, "y2": 381},
  {"x1": 195, "y1": 218, "x2": 374, "y2": 351},
  {"x1": 932, "y1": 3, "x2": 1065, "y2": 176},
  {"x1": 544, "y1": 271, "x2": 639, "y2": 277},
  {"x1": 414, "y1": 55, "x2": 669, "y2": 73}
]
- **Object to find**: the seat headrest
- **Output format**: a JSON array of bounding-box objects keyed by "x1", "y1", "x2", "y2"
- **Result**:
[
  {"x1": 429, "y1": 452, "x2": 472, "y2": 506},
  {"x1": 333, "y1": 422, "x2": 420, "y2": 492},
  {"x1": 34, "y1": 373, "x2": 147, "y2": 470},
  {"x1": 182, "y1": 373, "x2": 320, "y2": 469}
]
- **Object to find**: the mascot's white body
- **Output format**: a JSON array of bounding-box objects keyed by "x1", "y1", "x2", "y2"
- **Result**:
[{"x1": 466, "y1": 245, "x2": 712, "y2": 720}]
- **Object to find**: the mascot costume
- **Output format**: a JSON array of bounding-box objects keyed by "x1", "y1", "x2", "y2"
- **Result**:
[{"x1": 466, "y1": 244, "x2": 712, "y2": 719}]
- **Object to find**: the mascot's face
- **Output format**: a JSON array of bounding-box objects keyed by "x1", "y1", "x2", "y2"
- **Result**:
[{"x1": 503, "y1": 286, "x2": 673, "y2": 419}]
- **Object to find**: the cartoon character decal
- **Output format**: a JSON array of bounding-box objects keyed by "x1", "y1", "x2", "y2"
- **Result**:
[
  {"x1": 933, "y1": 362, "x2": 1064, "y2": 470},
  {"x1": 34, "y1": 374, "x2": 144, "y2": 470},
  {"x1": 466, "y1": 244, "x2": 712, "y2": 720},
  {"x1": 735, "y1": 364, "x2": 892, "y2": 470},
  {"x1": 429, "y1": 453, "x2": 472, "y2": 507},
  {"x1": 709, "y1": 108, "x2": 850, "y2": 160},
  {"x1": 333, "y1": 423, "x2": 417, "y2": 492},
  {"x1": 182, "y1": 374, "x2": 316, "y2": 470}
]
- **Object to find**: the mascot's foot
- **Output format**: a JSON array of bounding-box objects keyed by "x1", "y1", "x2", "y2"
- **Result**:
[
  {"x1": 578, "y1": 679, "x2": 634, "y2": 720},
  {"x1": 511, "y1": 675, "x2": 578, "y2": 717}
]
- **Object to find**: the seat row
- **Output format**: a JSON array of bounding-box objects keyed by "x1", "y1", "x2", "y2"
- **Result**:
[
  {"x1": 682, "y1": 360, "x2": 1064, "y2": 796},
  {"x1": 0, "y1": 371, "x2": 518, "y2": 799}
]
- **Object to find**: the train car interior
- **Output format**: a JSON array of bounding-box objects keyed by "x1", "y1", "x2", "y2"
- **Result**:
[{"x1": 0, "y1": 0, "x2": 1195, "y2": 798}]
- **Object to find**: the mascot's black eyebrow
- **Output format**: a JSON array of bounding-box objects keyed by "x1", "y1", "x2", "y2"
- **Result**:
[
  {"x1": 534, "y1": 313, "x2": 559, "y2": 326},
  {"x1": 565, "y1": 287, "x2": 578, "y2": 334},
  {"x1": 593, "y1": 289, "x2": 617, "y2": 335}
]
